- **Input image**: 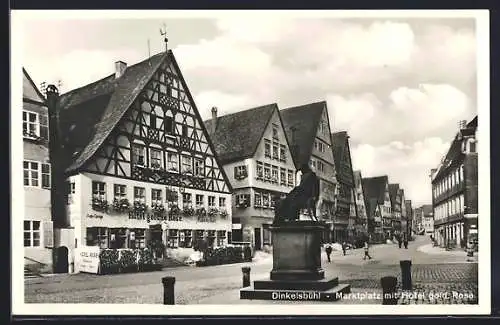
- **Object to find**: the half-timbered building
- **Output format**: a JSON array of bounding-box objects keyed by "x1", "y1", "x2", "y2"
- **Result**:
[
  {"x1": 353, "y1": 170, "x2": 368, "y2": 238},
  {"x1": 22, "y1": 68, "x2": 54, "y2": 274},
  {"x1": 388, "y1": 183, "x2": 402, "y2": 236},
  {"x1": 331, "y1": 131, "x2": 357, "y2": 243},
  {"x1": 281, "y1": 101, "x2": 338, "y2": 243},
  {"x1": 362, "y1": 176, "x2": 391, "y2": 242},
  {"x1": 205, "y1": 104, "x2": 297, "y2": 250},
  {"x1": 46, "y1": 49, "x2": 233, "y2": 259}
]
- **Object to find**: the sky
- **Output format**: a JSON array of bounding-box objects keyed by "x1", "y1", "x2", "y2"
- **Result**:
[{"x1": 20, "y1": 13, "x2": 479, "y2": 207}]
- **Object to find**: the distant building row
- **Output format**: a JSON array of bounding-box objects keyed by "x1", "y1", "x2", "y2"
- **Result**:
[{"x1": 22, "y1": 48, "x2": 413, "y2": 273}]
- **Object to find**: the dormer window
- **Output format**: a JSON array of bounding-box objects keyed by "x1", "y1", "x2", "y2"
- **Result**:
[
  {"x1": 272, "y1": 123, "x2": 279, "y2": 139},
  {"x1": 234, "y1": 165, "x2": 248, "y2": 180}
]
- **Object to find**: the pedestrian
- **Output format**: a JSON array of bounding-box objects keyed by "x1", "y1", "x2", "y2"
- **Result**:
[
  {"x1": 363, "y1": 241, "x2": 372, "y2": 260},
  {"x1": 325, "y1": 244, "x2": 332, "y2": 263},
  {"x1": 342, "y1": 241, "x2": 347, "y2": 256}
]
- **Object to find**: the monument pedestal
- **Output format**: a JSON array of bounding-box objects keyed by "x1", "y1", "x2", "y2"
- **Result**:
[{"x1": 240, "y1": 221, "x2": 351, "y2": 302}]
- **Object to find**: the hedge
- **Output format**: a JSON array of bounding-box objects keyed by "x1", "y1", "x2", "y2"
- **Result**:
[
  {"x1": 196, "y1": 245, "x2": 252, "y2": 266},
  {"x1": 98, "y1": 248, "x2": 160, "y2": 274}
]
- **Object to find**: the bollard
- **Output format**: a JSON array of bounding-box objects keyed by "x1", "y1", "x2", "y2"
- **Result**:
[
  {"x1": 162, "y1": 276, "x2": 176, "y2": 305},
  {"x1": 380, "y1": 276, "x2": 398, "y2": 305},
  {"x1": 242, "y1": 266, "x2": 251, "y2": 288},
  {"x1": 400, "y1": 260, "x2": 412, "y2": 291}
]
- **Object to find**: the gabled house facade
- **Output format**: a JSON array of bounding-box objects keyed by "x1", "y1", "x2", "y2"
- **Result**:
[
  {"x1": 388, "y1": 183, "x2": 402, "y2": 236},
  {"x1": 46, "y1": 49, "x2": 233, "y2": 269},
  {"x1": 353, "y1": 170, "x2": 368, "y2": 237},
  {"x1": 431, "y1": 117, "x2": 478, "y2": 248},
  {"x1": 205, "y1": 104, "x2": 296, "y2": 250},
  {"x1": 362, "y1": 176, "x2": 392, "y2": 242},
  {"x1": 399, "y1": 188, "x2": 407, "y2": 237},
  {"x1": 281, "y1": 101, "x2": 338, "y2": 242},
  {"x1": 331, "y1": 131, "x2": 357, "y2": 243},
  {"x1": 22, "y1": 68, "x2": 54, "y2": 274},
  {"x1": 404, "y1": 199, "x2": 413, "y2": 236}
]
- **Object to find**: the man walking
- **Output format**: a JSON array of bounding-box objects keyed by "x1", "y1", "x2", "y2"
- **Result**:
[
  {"x1": 363, "y1": 241, "x2": 372, "y2": 260},
  {"x1": 325, "y1": 244, "x2": 333, "y2": 263},
  {"x1": 341, "y1": 241, "x2": 347, "y2": 256}
]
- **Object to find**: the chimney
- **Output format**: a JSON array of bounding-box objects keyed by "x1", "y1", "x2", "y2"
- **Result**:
[
  {"x1": 115, "y1": 61, "x2": 127, "y2": 79},
  {"x1": 459, "y1": 119, "x2": 467, "y2": 130},
  {"x1": 211, "y1": 106, "x2": 218, "y2": 134}
]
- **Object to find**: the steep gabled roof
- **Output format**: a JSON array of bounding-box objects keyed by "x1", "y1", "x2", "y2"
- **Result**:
[
  {"x1": 59, "y1": 52, "x2": 167, "y2": 173},
  {"x1": 204, "y1": 104, "x2": 277, "y2": 164},
  {"x1": 280, "y1": 101, "x2": 326, "y2": 167},
  {"x1": 362, "y1": 176, "x2": 389, "y2": 205},
  {"x1": 433, "y1": 116, "x2": 478, "y2": 181},
  {"x1": 388, "y1": 183, "x2": 400, "y2": 207},
  {"x1": 23, "y1": 67, "x2": 46, "y2": 103}
]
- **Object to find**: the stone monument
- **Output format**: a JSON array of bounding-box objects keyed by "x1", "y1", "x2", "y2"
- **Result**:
[{"x1": 240, "y1": 164, "x2": 351, "y2": 302}]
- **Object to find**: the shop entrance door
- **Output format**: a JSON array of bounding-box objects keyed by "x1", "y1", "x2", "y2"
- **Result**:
[{"x1": 254, "y1": 228, "x2": 262, "y2": 250}]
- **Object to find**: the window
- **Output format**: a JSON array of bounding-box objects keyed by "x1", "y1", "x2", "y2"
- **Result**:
[
  {"x1": 219, "y1": 197, "x2": 226, "y2": 208},
  {"x1": 114, "y1": 184, "x2": 126, "y2": 199},
  {"x1": 182, "y1": 125, "x2": 188, "y2": 137},
  {"x1": 150, "y1": 113, "x2": 157, "y2": 129},
  {"x1": 208, "y1": 196, "x2": 216, "y2": 207},
  {"x1": 134, "y1": 187, "x2": 146, "y2": 203},
  {"x1": 254, "y1": 193, "x2": 262, "y2": 207},
  {"x1": 234, "y1": 165, "x2": 247, "y2": 179},
  {"x1": 272, "y1": 142, "x2": 279, "y2": 160},
  {"x1": 24, "y1": 220, "x2": 40, "y2": 247},
  {"x1": 217, "y1": 230, "x2": 226, "y2": 246},
  {"x1": 165, "y1": 116, "x2": 174, "y2": 135},
  {"x1": 23, "y1": 161, "x2": 51, "y2": 188},
  {"x1": 264, "y1": 164, "x2": 271, "y2": 180},
  {"x1": 86, "y1": 227, "x2": 108, "y2": 248},
  {"x1": 287, "y1": 170, "x2": 294, "y2": 186},
  {"x1": 196, "y1": 194, "x2": 204, "y2": 207},
  {"x1": 151, "y1": 189, "x2": 162, "y2": 204},
  {"x1": 264, "y1": 140, "x2": 271, "y2": 158},
  {"x1": 271, "y1": 166, "x2": 279, "y2": 183},
  {"x1": 23, "y1": 111, "x2": 48, "y2": 139},
  {"x1": 179, "y1": 229, "x2": 193, "y2": 248},
  {"x1": 181, "y1": 155, "x2": 192, "y2": 174},
  {"x1": 66, "y1": 181, "x2": 76, "y2": 204},
  {"x1": 279, "y1": 145, "x2": 286, "y2": 162},
  {"x1": 182, "y1": 193, "x2": 192, "y2": 207},
  {"x1": 310, "y1": 159, "x2": 316, "y2": 170},
  {"x1": 256, "y1": 161, "x2": 264, "y2": 179},
  {"x1": 262, "y1": 193, "x2": 270, "y2": 207},
  {"x1": 92, "y1": 181, "x2": 106, "y2": 200},
  {"x1": 317, "y1": 161, "x2": 325, "y2": 173},
  {"x1": 469, "y1": 139, "x2": 476, "y2": 153},
  {"x1": 130, "y1": 229, "x2": 146, "y2": 249},
  {"x1": 167, "y1": 229, "x2": 179, "y2": 248},
  {"x1": 132, "y1": 143, "x2": 146, "y2": 166},
  {"x1": 194, "y1": 158, "x2": 204, "y2": 177},
  {"x1": 272, "y1": 123, "x2": 279, "y2": 139},
  {"x1": 167, "y1": 151, "x2": 179, "y2": 172},
  {"x1": 150, "y1": 148, "x2": 162, "y2": 169},
  {"x1": 280, "y1": 168, "x2": 286, "y2": 186}
]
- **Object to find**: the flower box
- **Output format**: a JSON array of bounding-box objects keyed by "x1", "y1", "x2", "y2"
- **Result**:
[
  {"x1": 207, "y1": 207, "x2": 219, "y2": 218},
  {"x1": 97, "y1": 248, "x2": 158, "y2": 275},
  {"x1": 133, "y1": 201, "x2": 148, "y2": 213},
  {"x1": 183, "y1": 206, "x2": 194, "y2": 217},
  {"x1": 196, "y1": 246, "x2": 248, "y2": 266},
  {"x1": 92, "y1": 198, "x2": 109, "y2": 212},
  {"x1": 112, "y1": 198, "x2": 130, "y2": 212}
]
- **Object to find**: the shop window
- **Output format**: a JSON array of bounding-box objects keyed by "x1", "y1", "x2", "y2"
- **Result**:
[
  {"x1": 179, "y1": 229, "x2": 193, "y2": 248},
  {"x1": 109, "y1": 228, "x2": 127, "y2": 249},
  {"x1": 207, "y1": 230, "x2": 216, "y2": 247},
  {"x1": 168, "y1": 229, "x2": 179, "y2": 248},
  {"x1": 86, "y1": 227, "x2": 108, "y2": 248},
  {"x1": 129, "y1": 229, "x2": 145, "y2": 249},
  {"x1": 217, "y1": 230, "x2": 226, "y2": 246}
]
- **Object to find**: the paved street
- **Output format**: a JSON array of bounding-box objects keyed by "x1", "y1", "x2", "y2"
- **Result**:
[{"x1": 25, "y1": 235, "x2": 478, "y2": 305}]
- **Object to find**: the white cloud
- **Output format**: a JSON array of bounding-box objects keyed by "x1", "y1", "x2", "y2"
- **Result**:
[
  {"x1": 351, "y1": 137, "x2": 450, "y2": 206},
  {"x1": 327, "y1": 83, "x2": 471, "y2": 145},
  {"x1": 194, "y1": 90, "x2": 256, "y2": 120}
]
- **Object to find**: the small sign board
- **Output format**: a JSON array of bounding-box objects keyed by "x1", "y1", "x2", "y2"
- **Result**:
[{"x1": 75, "y1": 246, "x2": 100, "y2": 274}]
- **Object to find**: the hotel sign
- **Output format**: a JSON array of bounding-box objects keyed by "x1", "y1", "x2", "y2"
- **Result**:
[
  {"x1": 128, "y1": 211, "x2": 168, "y2": 223},
  {"x1": 75, "y1": 246, "x2": 100, "y2": 274}
]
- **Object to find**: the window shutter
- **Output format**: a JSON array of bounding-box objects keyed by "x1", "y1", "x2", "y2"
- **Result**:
[
  {"x1": 42, "y1": 163, "x2": 51, "y2": 189},
  {"x1": 43, "y1": 221, "x2": 54, "y2": 248}
]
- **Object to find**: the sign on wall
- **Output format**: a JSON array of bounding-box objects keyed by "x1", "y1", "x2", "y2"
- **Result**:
[{"x1": 75, "y1": 246, "x2": 100, "y2": 274}]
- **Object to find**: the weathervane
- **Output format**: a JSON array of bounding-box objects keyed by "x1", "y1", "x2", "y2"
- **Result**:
[{"x1": 160, "y1": 23, "x2": 168, "y2": 52}]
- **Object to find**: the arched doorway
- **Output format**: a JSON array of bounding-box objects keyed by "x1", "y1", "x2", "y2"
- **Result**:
[{"x1": 54, "y1": 246, "x2": 69, "y2": 273}]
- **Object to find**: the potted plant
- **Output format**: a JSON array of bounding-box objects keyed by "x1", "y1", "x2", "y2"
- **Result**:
[
  {"x1": 183, "y1": 205, "x2": 195, "y2": 217},
  {"x1": 113, "y1": 198, "x2": 130, "y2": 212},
  {"x1": 133, "y1": 201, "x2": 148, "y2": 213},
  {"x1": 151, "y1": 202, "x2": 165, "y2": 213},
  {"x1": 92, "y1": 197, "x2": 108, "y2": 212},
  {"x1": 207, "y1": 207, "x2": 219, "y2": 218},
  {"x1": 219, "y1": 209, "x2": 228, "y2": 219}
]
